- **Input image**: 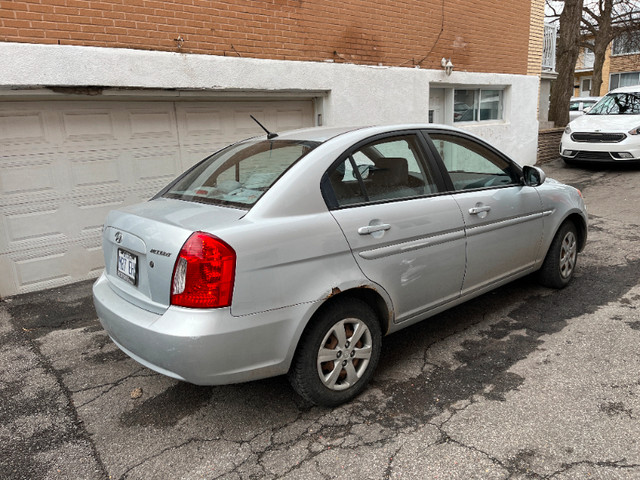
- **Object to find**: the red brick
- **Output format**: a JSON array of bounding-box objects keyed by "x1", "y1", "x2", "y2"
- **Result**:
[{"x1": 0, "y1": 0, "x2": 531, "y2": 74}]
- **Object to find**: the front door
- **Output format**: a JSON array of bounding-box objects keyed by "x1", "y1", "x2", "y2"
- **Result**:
[
  {"x1": 429, "y1": 88, "x2": 445, "y2": 124},
  {"x1": 426, "y1": 131, "x2": 544, "y2": 296},
  {"x1": 580, "y1": 76, "x2": 592, "y2": 97}
]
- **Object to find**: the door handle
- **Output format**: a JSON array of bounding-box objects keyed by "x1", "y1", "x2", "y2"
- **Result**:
[
  {"x1": 469, "y1": 206, "x2": 491, "y2": 215},
  {"x1": 358, "y1": 224, "x2": 391, "y2": 235}
]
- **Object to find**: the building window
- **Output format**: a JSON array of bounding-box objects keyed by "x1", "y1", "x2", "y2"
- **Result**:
[
  {"x1": 610, "y1": 72, "x2": 640, "y2": 90},
  {"x1": 453, "y1": 89, "x2": 503, "y2": 123},
  {"x1": 578, "y1": 47, "x2": 595, "y2": 69},
  {"x1": 612, "y1": 31, "x2": 640, "y2": 56}
]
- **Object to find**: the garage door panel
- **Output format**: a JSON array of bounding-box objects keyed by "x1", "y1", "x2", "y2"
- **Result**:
[
  {"x1": 69, "y1": 152, "x2": 121, "y2": 188},
  {"x1": 131, "y1": 149, "x2": 182, "y2": 183},
  {"x1": 11, "y1": 243, "x2": 104, "y2": 291},
  {"x1": 175, "y1": 101, "x2": 314, "y2": 170},
  {"x1": 0, "y1": 158, "x2": 58, "y2": 195},
  {"x1": 127, "y1": 107, "x2": 178, "y2": 143},
  {"x1": 232, "y1": 107, "x2": 270, "y2": 138},
  {"x1": 4, "y1": 200, "x2": 110, "y2": 244},
  {"x1": 181, "y1": 109, "x2": 224, "y2": 138},
  {"x1": 273, "y1": 104, "x2": 313, "y2": 131},
  {"x1": 5, "y1": 207, "x2": 64, "y2": 243},
  {"x1": 14, "y1": 250, "x2": 71, "y2": 288},
  {"x1": 0, "y1": 110, "x2": 49, "y2": 145},
  {"x1": 1, "y1": 98, "x2": 314, "y2": 297},
  {"x1": 61, "y1": 110, "x2": 117, "y2": 144}
]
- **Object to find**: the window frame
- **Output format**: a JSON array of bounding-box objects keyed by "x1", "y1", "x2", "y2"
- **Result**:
[
  {"x1": 420, "y1": 129, "x2": 523, "y2": 194},
  {"x1": 321, "y1": 130, "x2": 449, "y2": 210},
  {"x1": 453, "y1": 88, "x2": 505, "y2": 124},
  {"x1": 612, "y1": 31, "x2": 640, "y2": 56},
  {"x1": 609, "y1": 71, "x2": 640, "y2": 91}
]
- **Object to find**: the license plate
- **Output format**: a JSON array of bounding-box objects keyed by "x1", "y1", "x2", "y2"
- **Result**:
[{"x1": 117, "y1": 249, "x2": 138, "y2": 286}]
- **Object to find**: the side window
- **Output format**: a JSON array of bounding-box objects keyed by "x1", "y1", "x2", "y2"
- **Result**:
[
  {"x1": 326, "y1": 135, "x2": 438, "y2": 207},
  {"x1": 429, "y1": 133, "x2": 520, "y2": 191}
]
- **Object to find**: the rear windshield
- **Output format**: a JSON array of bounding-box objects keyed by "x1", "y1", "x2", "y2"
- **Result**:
[
  {"x1": 588, "y1": 92, "x2": 640, "y2": 115},
  {"x1": 162, "y1": 139, "x2": 319, "y2": 208}
]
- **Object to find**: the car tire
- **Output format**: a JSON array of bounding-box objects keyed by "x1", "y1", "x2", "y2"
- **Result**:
[
  {"x1": 288, "y1": 298, "x2": 381, "y2": 407},
  {"x1": 538, "y1": 221, "x2": 578, "y2": 289}
]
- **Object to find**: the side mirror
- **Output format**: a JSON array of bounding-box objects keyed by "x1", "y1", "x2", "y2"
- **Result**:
[{"x1": 522, "y1": 165, "x2": 546, "y2": 187}]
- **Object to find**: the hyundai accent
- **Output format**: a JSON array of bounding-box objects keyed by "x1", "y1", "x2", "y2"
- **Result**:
[{"x1": 93, "y1": 124, "x2": 588, "y2": 406}]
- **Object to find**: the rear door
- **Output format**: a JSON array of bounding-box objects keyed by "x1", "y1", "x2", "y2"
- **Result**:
[
  {"x1": 424, "y1": 130, "x2": 544, "y2": 296},
  {"x1": 324, "y1": 131, "x2": 466, "y2": 323}
]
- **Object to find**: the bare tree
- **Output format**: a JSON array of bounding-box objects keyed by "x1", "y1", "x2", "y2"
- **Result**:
[
  {"x1": 547, "y1": 0, "x2": 584, "y2": 127},
  {"x1": 546, "y1": 0, "x2": 640, "y2": 126},
  {"x1": 581, "y1": 0, "x2": 640, "y2": 96}
]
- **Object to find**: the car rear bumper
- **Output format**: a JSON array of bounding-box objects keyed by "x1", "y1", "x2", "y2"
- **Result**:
[{"x1": 92, "y1": 273, "x2": 310, "y2": 385}]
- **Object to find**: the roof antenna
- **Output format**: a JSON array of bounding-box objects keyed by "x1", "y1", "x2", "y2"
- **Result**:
[{"x1": 250, "y1": 115, "x2": 278, "y2": 139}]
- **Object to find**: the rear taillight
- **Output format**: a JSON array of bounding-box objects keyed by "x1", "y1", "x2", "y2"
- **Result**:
[{"x1": 171, "y1": 232, "x2": 236, "y2": 308}]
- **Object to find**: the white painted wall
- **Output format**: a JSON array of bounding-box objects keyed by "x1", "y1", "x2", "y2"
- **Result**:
[{"x1": 0, "y1": 42, "x2": 540, "y2": 165}]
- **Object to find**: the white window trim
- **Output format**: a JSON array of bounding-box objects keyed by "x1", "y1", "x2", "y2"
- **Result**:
[
  {"x1": 451, "y1": 87, "x2": 506, "y2": 124},
  {"x1": 609, "y1": 71, "x2": 640, "y2": 91},
  {"x1": 612, "y1": 33, "x2": 640, "y2": 56}
]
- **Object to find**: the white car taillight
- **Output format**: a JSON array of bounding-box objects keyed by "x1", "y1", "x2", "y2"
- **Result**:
[{"x1": 171, "y1": 232, "x2": 236, "y2": 308}]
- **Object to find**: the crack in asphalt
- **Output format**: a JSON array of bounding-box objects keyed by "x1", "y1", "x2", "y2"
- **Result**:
[
  {"x1": 549, "y1": 458, "x2": 640, "y2": 478},
  {"x1": 381, "y1": 444, "x2": 404, "y2": 480},
  {"x1": 66, "y1": 254, "x2": 638, "y2": 479},
  {"x1": 73, "y1": 367, "x2": 150, "y2": 409},
  {"x1": 0, "y1": 303, "x2": 110, "y2": 480},
  {"x1": 433, "y1": 427, "x2": 513, "y2": 477},
  {"x1": 117, "y1": 434, "x2": 232, "y2": 480},
  {"x1": 5, "y1": 166, "x2": 640, "y2": 479}
]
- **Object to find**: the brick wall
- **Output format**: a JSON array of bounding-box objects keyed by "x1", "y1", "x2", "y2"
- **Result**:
[
  {"x1": 537, "y1": 127, "x2": 563, "y2": 164},
  {"x1": 610, "y1": 52, "x2": 640, "y2": 74},
  {"x1": 527, "y1": 0, "x2": 544, "y2": 76},
  {"x1": 0, "y1": 0, "x2": 532, "y2": 74}
]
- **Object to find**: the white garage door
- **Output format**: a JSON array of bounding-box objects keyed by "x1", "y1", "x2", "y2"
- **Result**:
[{"x1": 0, "y1": 99, "x2": 314, "y2": 297}]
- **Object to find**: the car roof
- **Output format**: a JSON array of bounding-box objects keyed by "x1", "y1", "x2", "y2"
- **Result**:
[
  {"x1": 570, "y1": 96, "x2": 600, "y2": 102},
  {"x1": 273, "y1": 126, "x2": 366, "y2": 142},
  {"x1": 608, "y1": 85, "x2": 640, "y2": 95},
  {"x1": 248, "y1": 123, "x2": 469, "y2": 144}
]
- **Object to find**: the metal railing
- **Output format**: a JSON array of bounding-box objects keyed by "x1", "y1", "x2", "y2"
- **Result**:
[{"x1": 542, "y1": 23, "x2": 557, "y2": 72}]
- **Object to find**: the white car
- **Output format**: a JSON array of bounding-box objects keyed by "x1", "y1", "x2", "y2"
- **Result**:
[
  {"x1": 561, "y1": 86, "x2": 640, "y2": 164},
  {"x1": 569, "y1": 96, "x2": 600, "y2": 121}
]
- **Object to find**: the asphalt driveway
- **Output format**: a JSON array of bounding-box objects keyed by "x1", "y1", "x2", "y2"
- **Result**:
[{"x1": 2, "y1": 158, "x2": 640, "y2": 479}]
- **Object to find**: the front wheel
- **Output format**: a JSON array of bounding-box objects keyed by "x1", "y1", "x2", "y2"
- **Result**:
[
  {"x1": 288, "y1": 299, "x2": 381, "y2": 407},
  {"x1": 538, "y1": 221, "x2": 578, "y2": 289}
]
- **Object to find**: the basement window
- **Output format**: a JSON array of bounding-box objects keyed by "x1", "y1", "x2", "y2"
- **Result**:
[{"x1": 453, "y1": 89, "x2": 504, "y2": 123}]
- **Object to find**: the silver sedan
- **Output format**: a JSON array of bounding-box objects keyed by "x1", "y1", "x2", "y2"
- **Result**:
[{"x1": 93, "y1": 124, "x2": 588, "y2": 406}]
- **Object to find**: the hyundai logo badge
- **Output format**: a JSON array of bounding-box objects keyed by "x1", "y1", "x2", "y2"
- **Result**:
[{"x1": 115, "y1": 232, "x2": 123, "y2": 244}]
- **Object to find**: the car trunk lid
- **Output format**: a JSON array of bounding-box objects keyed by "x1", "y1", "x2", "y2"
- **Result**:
[{"x1": 101, "y1": 198, "x2": 246, "y2": 313}]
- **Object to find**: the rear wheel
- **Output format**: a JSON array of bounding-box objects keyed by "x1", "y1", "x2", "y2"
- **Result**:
[
  {"x1": 538, "y1": 221, "x2": 578, "y2": 289},
  {"x1": 288, "y1": 299, "x2": 381, "y2": 407}
]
